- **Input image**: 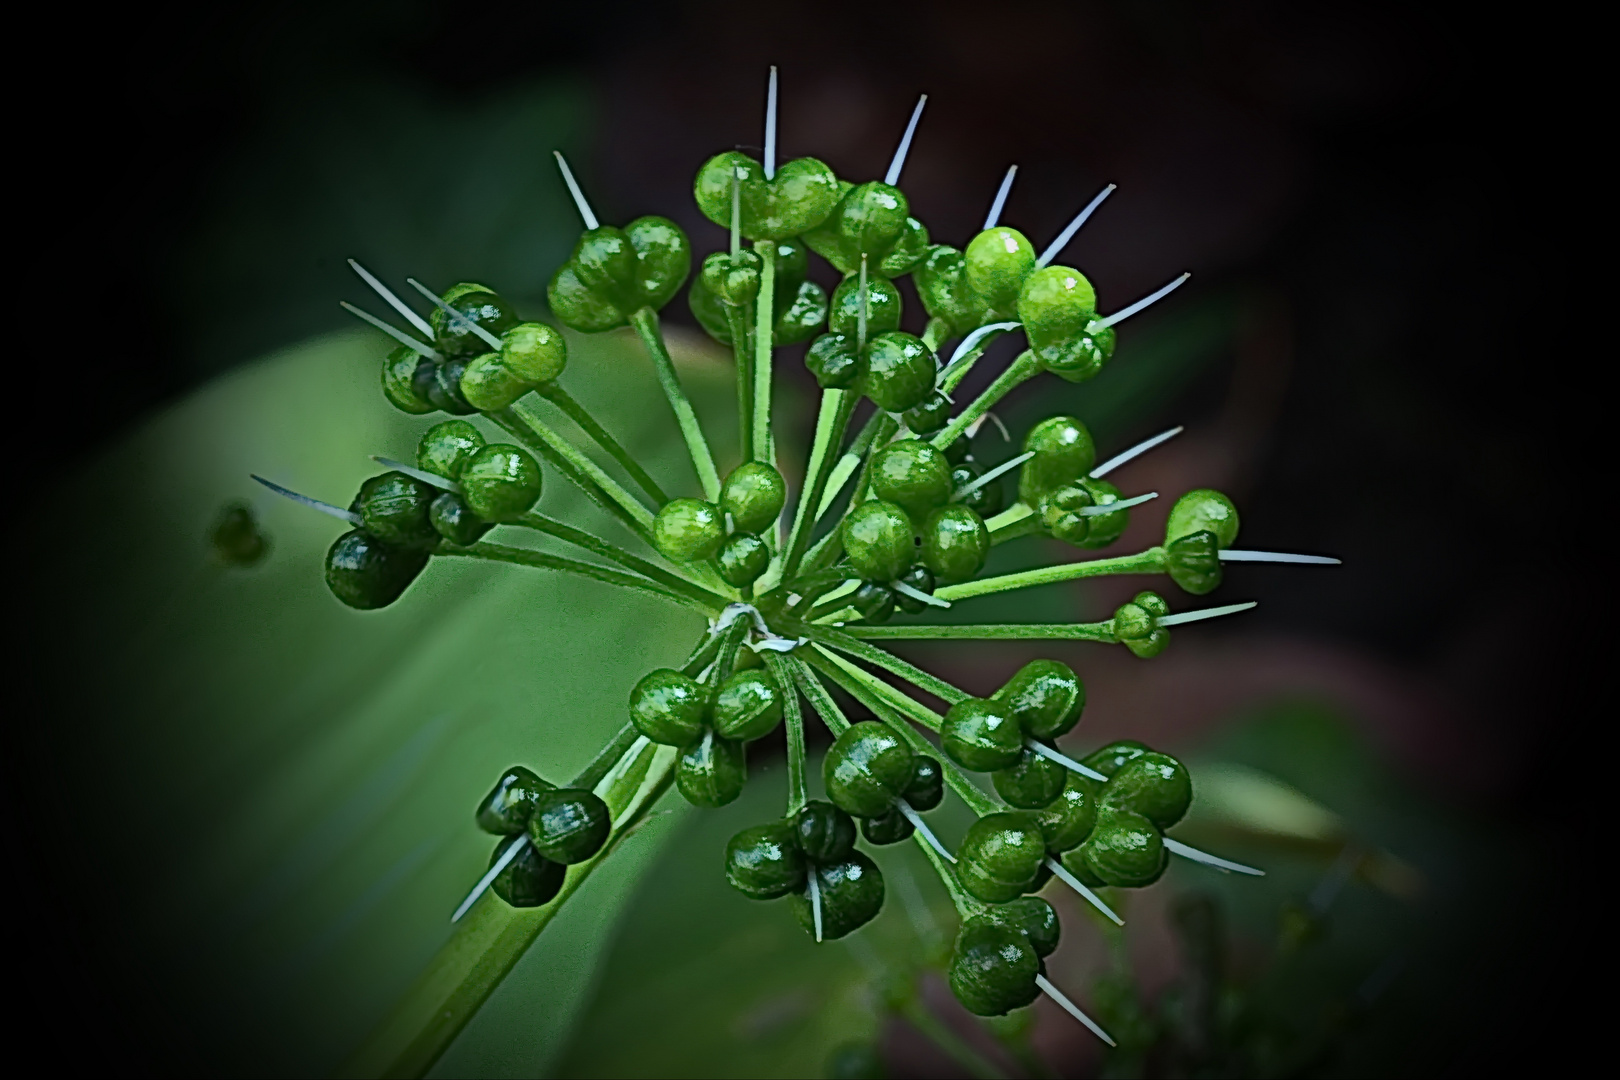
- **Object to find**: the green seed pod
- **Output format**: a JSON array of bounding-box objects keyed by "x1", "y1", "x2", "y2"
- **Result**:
[
  {"x1": 921, "y1": 504, "x2": 989, "y2": 582},
  {"x1": 997, "y1": 659, "x2": 1086, "y2": 741},
  {"x1": 904, "y1": 756, "x2": 944, "y2": 812},
  {"x1": 805, "y1": 332, "x2": 864, "y2": 390},
  {"x1": 965, "y1": 227, "x2": 1038, "y2": 318},
  {"x1": 548, "y1": 218, "x2": 692, "y2": 331},
  {"x1": 871, "y1": 439, "x2": 953, "y2": 520},
  {"x1": 1102, "y1": 751, "x2": 1192, "y2": 828},
  {"x1": 828, "y1": 274, "x2": 904, "y2": 338},
  {"x1": 424, "y1": 356, "x2": 478, "y2": 415},
  {"x1": 1165, "y1": 488, "x2": 1240, "y2": 548},
  {"x1": 842, "y1": 500, "x2": 915, "y2": 584},
  {"x1": 775, "y1": 279, "x2": 831, "y2": 345},
  {"x1": 793, "y1": 800, "x2": 857, "y2": 863},
  {"x1": 527, "y1": 787, "x2": 611, "y2": 864},
  {"x1": 417, "y1": 420, "x2": 486, "y2": 480},
  {"x1": 1034, "y1": 772, "x2": 1101, "y2": 852},
  {"x1": 628, "y1": 668, "x2": 709, "y2": 745},
  {"x1": 949, "y1": 918, "x2": 1040, "y2": 1016},
  {"x1": 892, "y1": 565, "x2": 936, "y2": 614},
  {"x1": 804, "y1": 181, "x2": 913, "y2": 276},
  {"x1": 715, "y1": 532, "x2": 769, "y2": 587},
  {"x1": 1018, "y1": 416, "x2": 1096, "y2": 504},
  {"x1": 676, "y1": 731, "x2": 748, "y2": 809},
  {"x1": 210, "y1": 501, "x2": 269, "y2": 567},
  {"x1": 1164, "y1": 531, "x2": 1222, "y2": 596},
  {"x1": 691, "y1": 242, "x2": 828, "y2": 347},
  {"x1": 1037, "y1": 484, "x2": 1094, "y2": 546},
  {"x1": 1081, "y1": 739, "x2": 1151, "y2": 779},
  {"x1": 489, "y1": 834, "x2": 565, "y2": 908},
  {"x1": 851, "y1": 581, "x2": 896, "y2": 624},
  {"x1": 431, "y1": 284, "x2": 520, "y2": 359},
  {"x1": 1075, "y1": 476, "x2": 1129, "y2": 549},
  {"x1": 951, "y1": 461, "x2": 1004, "y2": 517},
  {"x1": 992, "y1": 744, "x2": 1068, "y2": 809},
  {"x1": 956, "y1": 812, "x2": 1047, "y2": 903},
  {"x1": 861, "y1": 807, "x2": 914, "y2": 845},
  {"x1": 694, "y1": 151, "x2": 842, "y2": 241},
  {"x1": 725, "y1": 822, "x2": 806, "y2": 900},
  {"x1": 355, "y1": 472, "x2": 440, "y2": 550},
  {"x1": 722, "y1": 461, "x2": 787, "y2": 533},
  {"x1": 382, "y1": 346, "x2": 436, "y2": 414},
  {"x1": 1112, "y1": 593, "x2": 1169, "y2": 658},
  {"x1": 460, "y1": 321, "x2": 568, "y2": 412},
  {"x1": 1078, "y1": 807, "x2": 1168, "y2": 887},
  {"x1": 941, "y1": 698, "x2": 1023, "y2": 772},
  {"x1": 1018, "y1": 266, "x2": 1104, "y2": 381},
  {"x1": 983, "y1": 896, "x2": 1061, "y2": 958},
  {"x1": 861, "y1": 332, "x2": 937, "y2": 413},
  {"x1": 712, "y1": 669, "x2": 783, "y2": 741},
  {"x1": 880, "y1": 217, "x2": 931, "y2": 277},
  {"x1": 914, "y1": 244, "x2": 991, "y2": 338},
  {"x1": 824, "y1": 720, "x2": 916, "y2": 818},
  {"x1": 1036, "y1": 319, "x2": 1117, "y2": 384},
  {"x1": 475, "y1": 765, "x2": 550, "y2": 835},
  {"x1": 790, "y1": 853, "x2": 885, "y2": 940},
  {"x1": 430, "y1": 491, "x2": 493, "y2": 546},
  {"x1": 460, "y1": 444, "x2": 542, "y2": 522},
  {"x1": 654, "y1": 498, "x2": 725, "y2": 562},
  {"x1": 702, "y1": 248, "x2": 763, "y2": 306},
  {"x1": 324, "y1": 530, "x2": 430, "y2": 610},
  {"x1": 902, "y1": 390, "x2": 951, "y2": 433}
]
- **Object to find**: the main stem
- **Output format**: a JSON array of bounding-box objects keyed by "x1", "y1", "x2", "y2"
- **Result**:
[
  {"x1": 765, "y1": 653, "x2": 809, "y2": 817},
  {"x1": 729, "y1": 303, "x2": 754, "y2": 462},
  {"x1": 629, "y1": 308, "x2": 722, "y2": 501},
  {"x1": 535, "y1": 382, "x2": 668, "y2": 506},
  {"x1": 751, "y1": 239, "x2": 776, "y2": 464}
]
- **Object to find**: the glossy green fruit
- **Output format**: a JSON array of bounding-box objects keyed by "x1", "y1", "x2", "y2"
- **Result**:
[
  {"x1": 490, "y1": 835, "x2": 565, "y2": 908},
  {"x1": 941, "y1": 698, "x2": 1022, "y2": 772},
  {"x1": 722, "y1": 461, "x2": 786, "y2": 533},
  {"x1": 957, "y1": 812, "x2": 1046, "y2": 903},
  {"x1": 892, "y1": 565, "x2": 936, "y2": 614},
  {"x1": 460, "y1": 444, "x2": 542, "y2": 522},
  {"x1": 1018, "y1": 416, "x2": 1096, "y2": 503},
  {"x1": 1037, "y1": 484, "x2": 1094, "y2": 546},
  {"x1": 851, "y1": 582, "x2": 896, "y2": 623},
  {"x1": 528, "y1": 787, "x2": 611, "y2": 863},
  {"x1": 842, "y1": 500, "x2": 915, "y2": 584},
  {"x1": 861, "y1": 332, "x2": 936, "y2": 412},
  {"x1": 431, "y1": 284, "x2": 520, "y2": 359},
  {"x1": 915, "y1": 244, "x2": 991, "y2": 338},
  {"x1": 805, "y1": 332, "x2": 863, "y2": 390},
  {"x1": 430, "y1": 491, "x2": 493, "y2": 546},
  {"x1": 355, "y1": 472, "x2": 439, "y2": 550},
  {"x1": 871, "y1": 440, "x2": 952, "y2": 520},
  {"x1": 965, "y1": 228, "x2": 1037, "y2": 318},
  {"x1": 1018, "y1": 266, "x2": 1104, "y2": 380},
  {"x1": 210, "y1": 502, "x2": 269, "y2": 567},
  {"x1": 702, "y1": 249, "x2": 762, "y2": 305},
  {"x1": 1082, "y1": 740, "x2": 1151, "y2": 779},
  {"x1": 1075, "y1": 476, "x2": 1129, "y2": 549},
  {"x1": 949, "y1": 918, "x2": 1040, "y2": 1016},
  {"x1": 417, "y1": 420, "x2": 485, "y2": 480},
  {"x1": 324, "y1": 531, "x2": 430, "y2": 610},
  {"x1": 1078, "y1": 808, "x2": 1167, "y2": 887},
  {"x1": 1102, "y1": 751, "x2": 1192, "y2": 828},
  {"x1": 992, "y1": 744, "x2": 1067, "y2": 809},
  {"x1": 861, "y1": 807, "x2": 914, "y2": 845},
  {"x1": 460, "y1": 322, "x2": 568, "y2": 411},
  {"x1": 628, "y1": 668, "x2": 709, "y2": 745},
  {"x1": 676, "y1": 731, "x2": 747, "y2": 808},
  {"x1": 921, "y1": 504, "x2": 989, "y2": 582},
  {"x1": 382, "y1": 346, "x2": 436, "y2": 414},
  {"x1": 715, "y1": 532, "x2": 769, "y2": 587},
  {"x1": 984, "y1": 896, "x2": 1061, "y2": 958},
  {"x1": 725, "y1": 822, "x2": 806, "y2": 900},
  {"x1": 950, "y1": 462, "x2": 1004, "y2": 517},
  {"x1": 904, "y1": 755, "x2": 944, "y2": 812},
  {"x1": 1165, "y1": 488, "x2": 1239, "y2": 548},
  {"x1": 694, "y1": 152, "x2": 842, "y2": 241},
  {"x1": 803, "y1": 181, "x2": 923, "y2": 275},
  {"x1": 997, "y1": 659, "x2": 1086, "y2": 740},
  {"x1": 475, "y1": 765, "x2": 550, "y2": 835},
  {"x1": 712, "y1": 669, "x2": 783, "y2": 741},
  {"x1": 1113, "y1": 591, "x2": 1171, "y2": 657},
  {"x1": 828, "y1": 274, "x2": 904, "y2": 339},
  {"x1": 902, "y1": 390, "x2": 951, "y2": 433},
  {"x1": 1164, "y1": 531, "x2": 1222, "y2": 597},
  {"x1": 790, "y1": 853, "x2": 885, "y2": 940},
  {"x1": 690, "y1": 241, "x2": 828, "y2": 347},
  {"x1": 793, "y1": 800, "x2": 857, "y2": 863},
  {"x1": 547, "y1": 218, "x2": 692, "y2": 331},
  {"x1": 654, "y1": 498, "x2": 725, "y2": 562},
  {"x1": 824, "y1": 720, "x2": 915, "y2": 818},
  {"x1": 423, "y1": 356, "x2": 477, "y2": 415},
  {"x1": 1034, "y1": 772, "x2": 1101, "y2": 852}
]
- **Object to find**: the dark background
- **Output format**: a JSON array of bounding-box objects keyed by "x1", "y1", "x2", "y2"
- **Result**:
[{"x1": 13, "y1": 1, "x2": 1581, "y2": 1073}]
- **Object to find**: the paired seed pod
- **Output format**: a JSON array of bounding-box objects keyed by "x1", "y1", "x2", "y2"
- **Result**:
[
  {"x1": 802, "y1": 179, "x2": 930, "y2": 277},
  {"x1": 1058, "y1": 740, "x2": 1192, "y2": 888},
  {"x1": 629, "y1": 663, "x2": 786, "y2": 808},
  {"x1": 547, "y1": 218, "x2": 692, "y2": 332},
  {"x1": 1162, "y1": 489, "x2": 1241, "y2": 595},
  {"x1": 474, "y1": 765, "x2": 611, "y2": 908},
  {"x1": 941, "y1": 660, "x2": 1085, "y2": 800},
  {"x1": 694, "y1": 152, "x2": 842, "y2": 241},
  {"x1": 652, "y1": 461, "x2": 786, "y2": 588},
  {"x1": 724, "y1": 800, "x2": 885, "y2": 941},
  {"x1": 381, "y1": 284, "x2": 520, "y2": 415},
  {"x1": 822, "y1": 721, "x2": 943, "y2": 843},
  {"x1": 1017, "y1": 266, "x2": 1116, "y2": 383},
  {"x1": 1112, "y1": 591, "x2": 1171, "y2": 658},
  {"x1": 805, "y1": 327, "x2": 937, "y2": 415},
  {"x1": 688, "y1": 240, "x2": 828, "y2": 347},
  {"x1": 1017, "y1": 416, "x2": 1132, "y2": 549},
  {"x1": 948, "y1": 897, "x2": 1060, "y2": 1016}
]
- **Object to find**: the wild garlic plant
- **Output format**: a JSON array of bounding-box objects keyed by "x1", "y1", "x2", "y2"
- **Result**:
[{"x1": 261, "y1": 69, "x2": 1339, "y2": 1073}]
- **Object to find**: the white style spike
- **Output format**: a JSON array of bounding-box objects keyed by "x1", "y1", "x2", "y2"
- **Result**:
[
  {"x1": 348, "y1": 259, "x2": 433, "y2": 336},
  {"x1": 1090, "y1": 426, "x2": 1184, "y2": 478},
  {"x1": 252, "y1": 475, "x2": 362, "y2": 525},
  {"x1": 953, "y1": 451, "x2": 1034, "y2": 500},
  {"x1": 1095, "y1": 272, "x2": 1191, "y2": 329},
  {"x1": 896, "y1": 800, "x2": 954, "y2": 863},
  {"x1": 451, "y1": 835, "x2": 529, "y2": 922},
  {"x1": 553, "y1": 150, "x2": 600, "y2": 230},
  {"x1": 1036, "y1": 183, "x2": 1116, "y2": 268},
  {"x1": 1036, "y1": 975, "x2": 1116, "y2": 1046},
  {"x1": 405, "y1": 279, "x2": 503, "y2": 350},
  {"x1": 1044, "y1": 856, "x2": 1124, "y2": 926},
  {"x1": 371, "y1": 456, "x2": 459, "y2": 492},
  {"x1": 1077, "y1": 491, "x2": 1158, "y2": 516},
  {"x1": 1218, "y1": 550, "x2": 1342, "y2": 565},
  {"x1": 764, "y1": 66, "x2": 779, "y2": 180},
  {"x1": 983, "y1": 165, "x2": 1018, "y2": 229},
  {"x1": 1025, "y1": 740, "x2": 1109, "y2": 783},
  {"x1": 339, "y1": 302, "x2": 441, "y2": 359},
  {"x1": 892, "y1": 581, "x2": 950, "y2": 609},
  {"x1": 1164, "y1": 837, "x2": 1264, "y2": 876},
  {"x1": 1156, "y1": 601, "x2": 1258, "y2": 626},
  {"x1": 884, "y1": 95, "x2": 928, "y2": 186}
]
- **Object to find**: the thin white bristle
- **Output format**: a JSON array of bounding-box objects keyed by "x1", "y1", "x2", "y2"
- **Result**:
[
  {"x1": 1095, "y1": 272, "x2": 1191, "y2": 329},
  {"x1": 1090, "y1": 426, "x2": 1184, "y2": 478},
  {"x1": 892, "y1": 581, "x2": 950, "y2": 609},
  {"x1": 452, "y1": 835, "x2": 529, "y2": 922},
  {"x1": 553, "y1": 150, "x2": 600, "y2": 230},
  {"x1": 954, "y1": 451, "x2": 1034, "y2": 500},
  {"x1": 983, "y1": 165, "x2": 1018, "y2": 229},
  {"x1": 809, "y1": 869, "x2": 824, "y2": 942},
  {"x1": 1218, "y1": 550, "x2": 1341, "y2": 565},
  {"x1": 764, "y1": 67, "x2": 779, "y2": 180},
  {"x1": 1044, "y1": 857, "x2": 1123, "y2": 926},
  {"x1": 884, "y1": 94, "x2": 927, "y2": 186},
  {"x1": 1156, "y1": 601, "x2": 1258, "y2": 626},
  {"x1": 945, "y1": 321, "x2": 1019, "y2": 368},
  {"x1": 407, "y1": 279, "x2": 503, "y2": 349},
  {"x1": 371, "y1": 456, "x2": 458, "y2": 492},
  {"x1": 857, "y1": 255, "x2": 869, "y2": 351},
  {"x1": 347, "y1": 260, "x2": 433, "y2": 337},
  {"x1": 896, "y1": 800, "x2": 955, "y2": 862},
  {"x1": 1164, "y1": 837, "x2": 1264, "y2": 876},
  {"x1": 1025, "y1": 740, "x2": 1110, "y2": 783},
  {"x1": 1077, "y1": 491, "x2": 1157, "y2": 516},
  {"x1": 252, "y1": 475, "x2": 362, "y2": 525},
  {"x1": 340, "y1": 302, "x2": 441, "y2": 359},
  {"x1": 1036, "y1": 975, "x2": 1116, "y2": 1046},
  {"x1": 1036, "y1": 183, "x2": 1117, "y2": 268}
]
